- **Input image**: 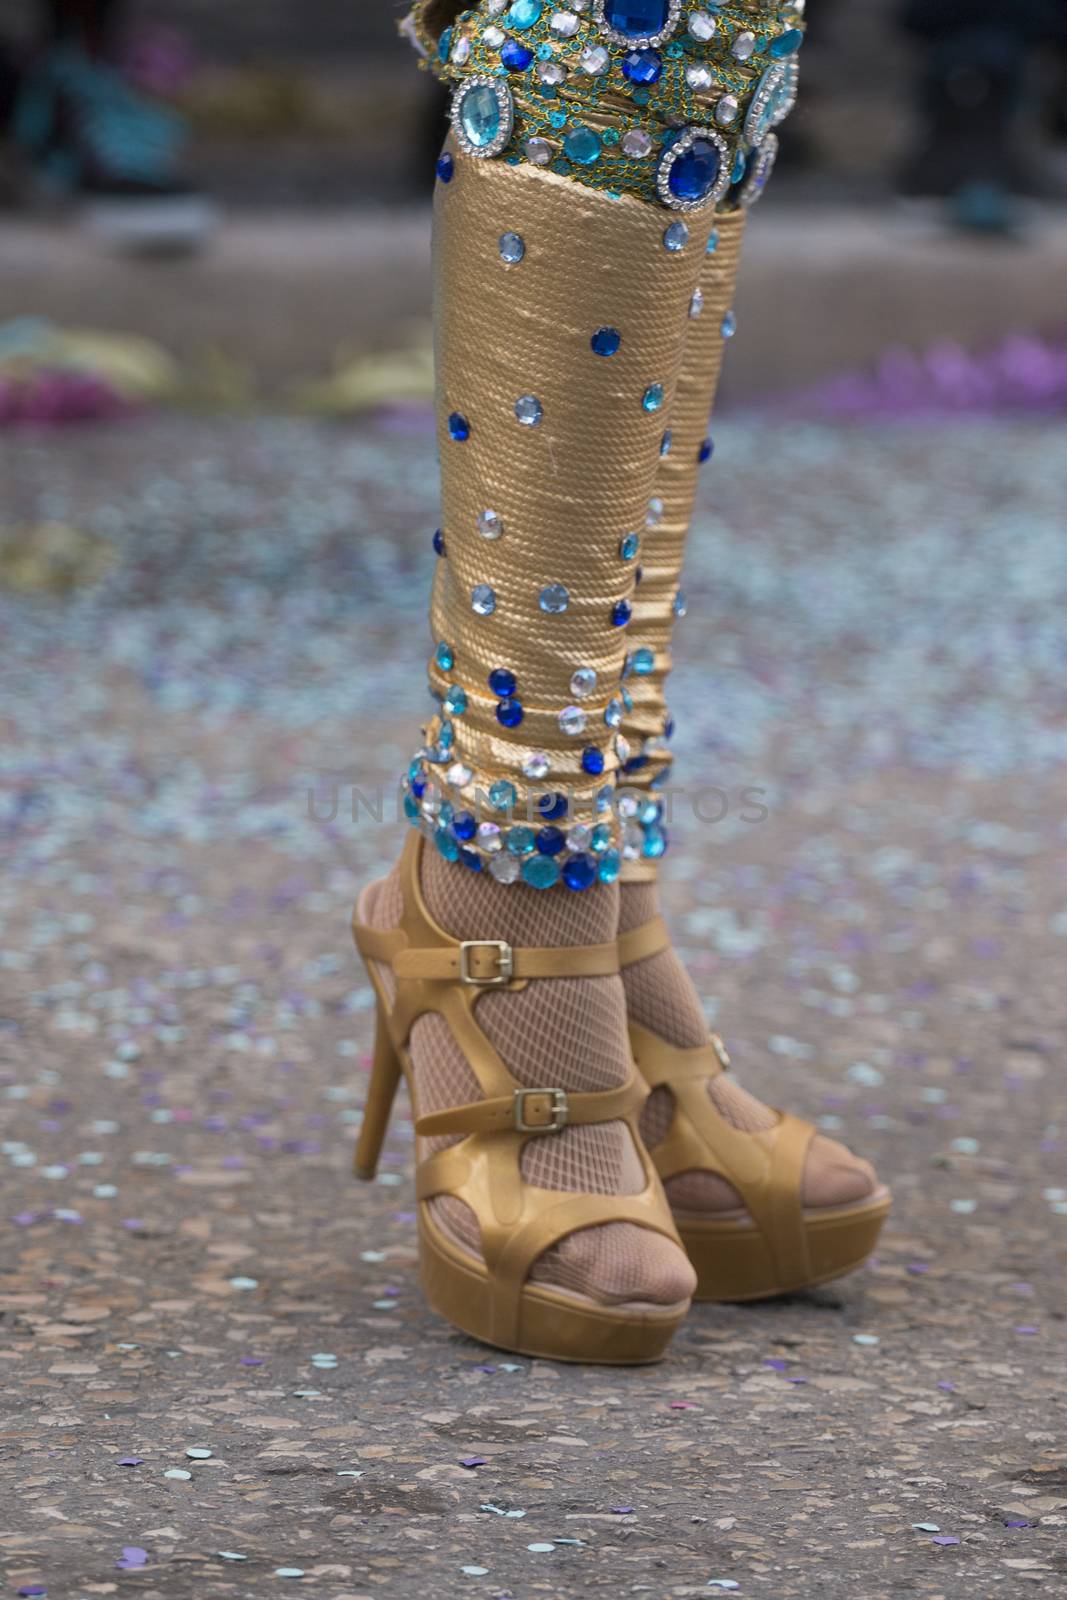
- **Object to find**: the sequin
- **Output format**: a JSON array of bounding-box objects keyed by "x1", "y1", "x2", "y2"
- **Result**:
[
  {"x1": 581, "y1": 747, "x2": 605, "y2": 775},
  {"x1": 570, "y1": 666, "x2": 597, "y2": 698},
  {"x1": 436, "y1": 153, "x2": 455, "y2": 183},
  {"x1": 448, "y1": 412, "x2": 470, "y2": 441},
  {"x1": 444, "y1": 685, "x2": 468, "y2": 715},
  {"x1": 563, "y1": 126, "x2": 602, "y2": 165},
  {"x1": 540, "y1": 583, "x2": 570, "y2": 613},
  {"x1": 478, "y1": 508, "x2": 504, "y2": 539},
  {"x1": 515, "y1": 394, "x2": 544, "y2": 425},
  {"x1": 489, "y1": 667, "x2": 517, "y2": 697},
  {"x1": 642, "y1": 383, "x2": 665, "y2": 412},
  {"x1": 490, "y1": 852, "x2": 521, "y2": 883},
  {"x1": 662, "y1": 221, "x2": 689, "y2": 252},
  {"x1": 598, "y1": 849, "x2": 621, "y2": 883},
  {"x1": 523, "y1": 751, "x2": 550, "y2": 779},
  {"x1": 499, "y1": 231, "x2": 526, "y2": 263},
  {"x1": 507, "y1": 824, "x2": 537, "y2": 854},
  {"x1": 435, "y1": 641, "x2": 455, "y2": 670},
  {"x1": 559, "y1": 705, "x2": 587, "y2": 735},
  {"x1": 563, "y1": 852, "x2": 598, "y2": 890},
  {"x1": 536, "y1": 825, "x2": 566, "y2": 855},
  {"x1": 522, "y1": 854, "x2": 560, "y2": 888},
  {"x1": 496, "y1": 697, "x2": 525, "y2": 727},
  {"x1": 591, "y1": 326, "x2": 622, "y2": 357},
  {"x1": 490, "y1": 779, "x2": 518, "y2": 810},
  {"x1": 471, "y1": 583, "x2": 497, "y2": 615}
]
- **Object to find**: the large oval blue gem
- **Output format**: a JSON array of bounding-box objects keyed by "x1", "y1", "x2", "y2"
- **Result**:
[
  {"x1": 460, "y1": 84, "x2": 502, "y2": 149},
  {"x1": 668, "y1": 137, "x2": 722, "y2": 203},
  {"x1": 604, "y1": 0, "x2": 671, "y2": 39}
]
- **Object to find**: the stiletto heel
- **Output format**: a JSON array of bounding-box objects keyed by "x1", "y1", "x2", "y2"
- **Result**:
[{"x1": 353, "y1": 1007, "x2": 402, "y2": 1181}]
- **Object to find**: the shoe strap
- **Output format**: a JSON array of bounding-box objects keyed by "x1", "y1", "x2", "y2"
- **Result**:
[
  {"x1": 415, "y1": 1073, "x2": 646, "y2": 1140},
  {"x1": 616, "y1": 915, "x2": 671, "y2": 968},
  {"x1": 630, "y1": 1025, "x2": 730, "y2": 1086},
  {"x1": 394, "y1": 938, "x2": 619, "y2": 985}
]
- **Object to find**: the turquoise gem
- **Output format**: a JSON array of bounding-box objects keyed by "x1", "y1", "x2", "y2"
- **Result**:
[
  {"x1": 619, "y1": 533, "x2": 640, "y2": 560},
  {"x1": 522, "y1": 854, "x2": 560, "y2": 889},
  {"x1": 435, "y1": 827, "x2": 460, "y2": 861},
  {"x1": 490, "y1": 779, "x2": 518, "y2": 811},
  {"x1": 642, "y1": 383, "x2": 665, "y2": 412},
  {"x1": 439, "y1": 27, "x2": 453, "y2": 63},
  {"x1": 435, "y1": 641, "x2": 455, "y2": 671},
  {"x1": 706, "y1": 229, "x2": 720, "y2": 254},
  {"x1": 536, "y1": 41, "x2": 554, "y2": 59},
  {"x1": 642, "y1": 827, "x2": 667, "y2": 859},
  {"x1": 732, "y1": 148, "x2": 747, "y2": 183},
  {"x1": 507, "y1": 825, "x2": 537, "y2": 855},
  {"x1": 443, "y1": 685, "x2": 467, "y2": 716},
  {"x1": 770, "y1": 28, "x2": 804, "y2": 56},
  {"x1": 548, "y1": 109, "x2": 567, "y2": 130},
  {"x1": 508, "y1": 0, "x2": 543, "y2": 27},
  {"x1": 563, "y1": 126, "x2": 602, "y2": 166},
  {"x1": 590, "y1": 823, "x2": 613, "y2": 855},
  {"x1": 438, "y1": 720, "x2": 454, "y2": 750},
  {"x1": 633, "y1": 647, "x2": 655, "y2": 674},
  {"x1": 460, "y1": 84, "x2": 503, "y2": 149},
  {"x1": 597, "y1": 849, "x2": 621, "y2": 884},
  {"x1": 403, "y1": 793, "x2": 419, "y2": 821}
]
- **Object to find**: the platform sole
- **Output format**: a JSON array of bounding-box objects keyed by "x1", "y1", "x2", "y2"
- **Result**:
[{"x1": 677, "y1": 1189, "x2": 892, "y2": 1303}]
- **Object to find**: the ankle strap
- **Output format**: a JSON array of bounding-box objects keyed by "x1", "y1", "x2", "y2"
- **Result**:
[
  {"x1": 415, "y1": 1073, "x2": 646, "y2": 1140},
  {"x1": 394, "y1": 938, "x2": 619, "y2": 986},
  {"x1": 617, "y1": 916, "x2": 671, "y2": 969}
]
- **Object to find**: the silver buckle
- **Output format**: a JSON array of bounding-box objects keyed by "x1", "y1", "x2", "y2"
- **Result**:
[
  {"x1": 458, "y1": 939, "x2": 514, "y2": 987},
  {"x1": 514, "y1": 1087, "x2": 569, "y2": 1134}
]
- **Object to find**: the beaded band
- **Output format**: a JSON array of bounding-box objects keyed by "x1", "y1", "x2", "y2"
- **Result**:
[{"x1": 404, "y1": 0, "x2": 804, "y2": 211}]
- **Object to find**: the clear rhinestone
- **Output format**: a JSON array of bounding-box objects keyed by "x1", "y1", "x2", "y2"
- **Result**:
[
  {"x1": 646, "y1": 496, "x2": 664, "y2": 527},
  {"x1": 478, "y1": 508, "x2": 504, "y2": 539},
  {"x1": 715, "y1": 93, "x2": 740, "y2": 125},
  {"x1": 471, "y1": 583, "x2": 497, "y2": 615},
  {"x1": 499, "y1": 231, "x2": 525, "y2": 264},
  {"x1": 688, "y1": 9, "x2": 717, "y2": 40},
  {"x1": 525, "y1": 136, "x2": 553, "y2": 164},
  {"x1": 570, "y1": 666, "x2": 597, "y2": 698},
  {"x1": 617, "y1": 792, "x2": 639, "y2": 818},
  {"x1": 487, "y1": 0, "x2": 508, "y2": 12},
  {"x1": 689, "y1": 287, "x2": 704, "y2": 318},
  {"x1": 452, "y1": 34, "x2": 471, "y2": 63},
  {"x1": 515, "y1": 394, "x2": 543, "y2": 425},
  {"x1": 550, "y1": 10, "x2": 580, "y2": 35},
  {"x1": 614, "y1": 733, "x2": 631, "y2": 763},
  {"x1": 537, "y1": 58, "x2": 566, "y2": 84},
  {"x1": 605, "y1": 698, "x2": 623, "y2": 729},
  {"x1": 721, "y1": 309, "x2": 737, "y2": 338},
  {"x1": 490, "y1": 852, "x2": 521, "y2": 884},
  {"x1": 731, "y1": 29, "x2": 757, "y2": 60},
  {"x1": 446, "y1": 761, "x2": 473, "y2": 787},
  {"x1": 663, "y1": 220, "x2": 690, "y2": 252},
  {"x1": 540, "y1": 583, "x2": 569, "y2": 614},
  {"x1": 673, "y1": 588, "x2": 688, "y2": 617},
  {"x1": 567, "y1": 824, "x2": 593, "y2": 852},
  {"x1": 581, "y1": 44, "x2": 609, "y2": 73},
  {"x1": 477, "y1": 821, "x2": 503, "y2": 853},
  {"x1": 621, "y1": 128, "x2": 653, "y2": 158},
  {"x1": 483, "y1": 24, "x2": 505, "y2": 45},
  {"x1": 686, "y1": 64, "x2": 713, "y2": 90},
  {"x1": 523, "y1": 751, "x2": 550, "y2": 780},
  {"x1": 559, "y1": 705, "x2": 587, "y2": 736}
]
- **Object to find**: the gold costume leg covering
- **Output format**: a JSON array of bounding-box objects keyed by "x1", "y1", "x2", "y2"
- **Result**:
[{"x1": 410, "y1": 149, "x2": 718, "y2": 888}]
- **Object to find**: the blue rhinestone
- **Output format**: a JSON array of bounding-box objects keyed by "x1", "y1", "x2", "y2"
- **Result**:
[
  {"x1": 667, "y1": 136, "x2": 723, "y2": 203},
  {"x1": 435, "y1": 827, "x2": 460, "y2": 861},
  {"x1": 438, "y1": 720, "x2": 454, "y2": 750},
  {"x1": 403, "y1": 792, "x2": 419, "y2": 820},
  {"x1": 612, "y1": 600, "x2": 633, "y2": 627},
  {"x1": 508, "y1": 0, "x2": 543, "y2": 26},
  {"x1": 562, "y1": 852, "x2": 598, "y2": 891},
  {"x1": 439, "y1": 800, "x2": 454, "y2": 825},
  {"x1": 452, "y1": 810, "x2": 477, "y2": 842},
  {"x1": 460, "y1": 847, "x2": 484, "y2": 871},
  {"x1": 411, "y1": 776, "x2": 427, "y2": 798},
  {"x1": 496, "y1": 697, "x2": 525, "y2": 728},
  {"x1": 597, "y1": 849, "x2": 621, "y2": 884},
  {"x1": 621, "y1": 686, "x2": 634, "y2": 712},
  {"x1": 590, "y1": 823, "x2": 613, "y2": 855},
  {"x1": 706, "y1": 228, "x2": 720, "y2": 254},
  {"x1": 721, "y1": 309, "x2": 737, "y2": 338},
  {"x1": 489, "y1": 667, "x2": 518, "y2": 697},
  {"x1": 522, "y1": 854, "x2": 560, "y2": 889},
  {"x1": 699, "y1": 437, "x2": 713, "y2": 463},
  {"x1": 604, "y1": 0, "x2": 670, "y2": 35},
  {"x1": 490, "y1": 779, "x2": 518, "y2": 810},
  {"x1": 581, "y1": 747, "x2": 606, "y2": 776},
  {"x1": 663, "y1": 221, "x2": 690, "y2": 252},
  {"x1": 433, "y1": 528, "x2": 446, "y2": 556},
  {"x1": 660, "y1": 429, "x2": 673, "y2": 456},
  {"x1": 436, "y1": 152, "x2": 455, "y2": 183},
  {"x1": 731, "y1": 147, "x2": 747, "y2": 183},
  {"x1": 619, "y1": 533, "x2": 640, "y2": 560},
  {"x1": 537, "y1": 792, "x2": 568, "y2": 821},
  {"x1": 664, "y1": 712, "x2": 675, "y2": 738},
  {"x1": 770, "y1": 28, "x2": 804, "y2": 56},
  {"x1": 540, "y1": 584, "x2": 569, "y2": 614},
  {"x1": 507, "y1": 825, "x2": 537, "y2": 855},
  {"x1": 536, "y1": 826, "x2": 566, "y2": 856},
  {"x1": 633, "y1": 647, "x2": 655, "y2": 675},
  {"x1": 643, "y1": 826, "x2": 667, "y2": 859},
  {"x1": 443, "y1": 685, "x2": 468, "y2": 715},
  {"x1": 634, "y1": 566, "x2": 644, "y2": 585},
  {"x1": 439, "y1": 26, "x2": 453, "y2": 63},
  {"x1": 460, "y1": 82, "x2": 505, "y2": 147},
  {"x1": 623, "y1": 754, "x2": 649, "y2": 773},
  {"x1": 642, "y1": 383, "x2": 665, "y2": 412},
  {"x1": 591, "y1": 326, "x2": 622, "y2": 358},
  {"x1": 448, "y1": 412, "x2": 470, "y2": 441},
  {"x1": 435, "y1": 641, "x2": 455, "y2": 670},
  {"x1": 500, "y1": 38, "x2": 534, "y2": 70},
  {"x1": 563, "y1": 126, "x2": 602, "y2": 166},
  {"x1": 622, "y1": 49, "x2": 662, "y2": 85}
]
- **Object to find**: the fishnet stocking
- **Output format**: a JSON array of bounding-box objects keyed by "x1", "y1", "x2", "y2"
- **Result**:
[
  {"x1": 622, "y1": 882, "x2": 877, "y2": 1215},
  {"x1": 362, "y1": 853, "x2": 695, "y2": 1308}
]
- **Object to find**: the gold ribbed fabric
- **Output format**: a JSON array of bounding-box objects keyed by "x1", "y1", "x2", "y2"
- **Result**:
[{"x1": 416, "y1": 146, "x2": 717, "y2": 864}]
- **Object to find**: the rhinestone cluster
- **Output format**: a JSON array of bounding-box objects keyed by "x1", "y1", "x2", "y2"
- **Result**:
[{"x1": 417, "y1": 0, "x2": 803, "y2": 210}]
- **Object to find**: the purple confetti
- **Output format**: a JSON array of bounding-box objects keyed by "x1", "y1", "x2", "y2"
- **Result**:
[
  {"x1": 116, "y1": 1547, "x2": 148, "y2": 1569},
  {"x1": 459, "y1": 1456, "x2": 487, "y2": 1469}
]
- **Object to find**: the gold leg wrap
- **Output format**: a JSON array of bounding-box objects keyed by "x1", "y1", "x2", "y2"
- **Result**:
[{"x1": 408, "y1": 145, "x2": 718, "y2": 888}]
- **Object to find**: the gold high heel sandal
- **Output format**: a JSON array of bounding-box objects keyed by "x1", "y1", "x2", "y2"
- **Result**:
[
  {"x1": 619, "y1": 916, "x2": 892, "y2": 1301},
  {"x1": 351, "y1": 834, "x2": 691, "y2": 1363}
]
